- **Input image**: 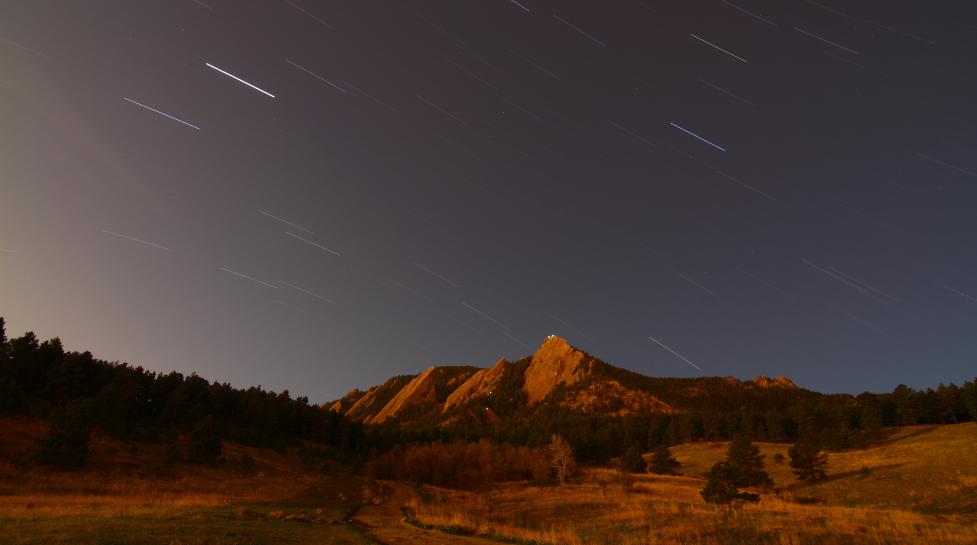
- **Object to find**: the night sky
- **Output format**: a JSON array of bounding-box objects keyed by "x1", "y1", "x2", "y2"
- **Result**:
[{"x1": 2, "y1": 0, "x2": 976, "y2": 401}]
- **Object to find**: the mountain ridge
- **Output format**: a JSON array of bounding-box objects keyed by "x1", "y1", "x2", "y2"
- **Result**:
[{"x1": 327, "y1": 335, "x2": 804, "y2": 426}]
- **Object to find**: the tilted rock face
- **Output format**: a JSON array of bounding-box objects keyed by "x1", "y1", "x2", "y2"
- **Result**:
[
  {"x1": 523, "y1": 335, "x2": 595, "y2": 404},
  {"x1": 345, "y1": 375, "x2": 414, "y2": 421},
  {"x1": 345, "y1": 387, "x2": 387, "y2": 420},
  {"x1": 368, "y1": 367, "x2": 439, "y2": 424},
  {"x1": 443, "y1": 358, "x2": 509, "y2": 412},
  {"x1": 325, "y1": 388, "x2": 364, "y2": 414}
]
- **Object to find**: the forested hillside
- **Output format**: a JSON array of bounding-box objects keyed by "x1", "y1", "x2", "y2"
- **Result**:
[
  {"x1": 0, "y1": 318, "x2": 365, "y2": 466},
  {"x1": 2, "y1": 317, "x2": 974, "y2": 469}
]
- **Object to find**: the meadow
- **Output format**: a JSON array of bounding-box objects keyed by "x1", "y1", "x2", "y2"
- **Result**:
[
  {"x1": 405, "y1": 423, "x2": 977, "y2": 545},
  {"x1": 1, "y1": 417, "x2": 975, "y2": 545},
  {"x1": 0, "y1": 417, "x2": 374, "y2": 545}
]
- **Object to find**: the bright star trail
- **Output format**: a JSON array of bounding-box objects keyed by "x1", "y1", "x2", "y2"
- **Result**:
[
  {"x1": 205, "y1": 62, "x2": 276, "y2": 98},
  {"x1": 647, "y1": 336, "x2": 703, "y2": 372},
  {"x1": 689, "y1": 33, "x2": 748, "y2": 63},
  {"x1": 284, "y1": 231, "x2": 341, "y2": 256},
  {"x1": 122, "y1": 98, "x2": 200, "y2": 130},
  {"x1": 668, "y1": 122, "x2": 727, "y2": 151}
]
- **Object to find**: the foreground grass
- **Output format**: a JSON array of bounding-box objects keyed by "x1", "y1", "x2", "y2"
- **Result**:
[
  {"x1": 0, "y1": 474, "x2": 375, "y2": 545},
  {"x1": 0, "y1": 417, "x2": 375, "y2": 545},
  {"x1": 2, "y1": 419, "x2": 975, "y2": 544},
  {"x1": 407, "y1": 424, "x2": 977, "y2": 545}
]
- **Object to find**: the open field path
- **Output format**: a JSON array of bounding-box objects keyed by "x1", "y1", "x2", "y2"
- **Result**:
[{"x1": 352, "y1": 482, "x2": 495, "y2": 545}]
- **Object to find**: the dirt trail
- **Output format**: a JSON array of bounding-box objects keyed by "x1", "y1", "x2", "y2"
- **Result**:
[{"x1": 351, "y1": 483, "x2": 490, "y2": 545}]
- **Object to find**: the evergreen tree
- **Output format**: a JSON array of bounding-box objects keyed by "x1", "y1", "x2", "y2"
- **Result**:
[
  {"x1": 34, "y1": 408, "x2": 91, "y2": 469},
  {"x1": 187, "y1": 415, "x2": 222, "y2": 464},
  {"x1": 619, "y1": 444, "x2": 645, "y2": 473},
  {"x1": 700, "y1": 461, "x2": 758, "y2": 504},
  {"x1": 726, "y1": 434, "x2": 772, "y2": 487},
  {"x1": 646, "y1": 413, "x2": 670, "y2": 449},
  {"x1": 667, "y1": 413, "x2": 693, "y2": 445},
  {"x1": 788, "y1": 437, "x2": 828, "y2": 482},
  {"x1": 648, "y1": 444, "x2": 681, "y2": 475}
]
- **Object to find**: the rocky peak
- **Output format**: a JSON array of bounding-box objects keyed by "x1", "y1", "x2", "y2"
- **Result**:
[{"x1": 522, "y1": 335, "x2": 594, "y2": 404}]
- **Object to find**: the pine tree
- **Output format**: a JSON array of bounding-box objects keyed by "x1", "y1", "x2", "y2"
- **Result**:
[
  {"x1": 187, "y1": 415, "x2": 222, "y2": 464},
  {"x1": 619, "y1": 444, "x2": 645, "y2": 473},
  {"x1": 726, "y1": 434, "x2": 772, "y2": 487},
  {"x1": 700, "y1": 461, "x2": 758, "y2": 504},
  {"x1": 648, "y1": 444, "x2": 681, "y2": 475},
  {"x1": 788, "y1": 437, "x2": 828, "y2": 482},
  {"x1": 33, "y1": 408, "x2": 91, "y2": 469},
  {"x1": 701, "y1": 461, "x2": 738, "y2": 503}
]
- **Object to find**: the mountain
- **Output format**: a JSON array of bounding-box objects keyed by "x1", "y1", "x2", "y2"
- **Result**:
[
  {"x1": 328, "y1": 335, "x2": 806, "y2": 426},
  {"x1": 328, "y1": 366, "x2": 478, "y2": 425}
]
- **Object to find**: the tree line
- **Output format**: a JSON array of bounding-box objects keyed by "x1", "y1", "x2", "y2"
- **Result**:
[
  {"x1": 0, "y1": 318, "x2": 365, "y2": 467},
  {"x1": 2, "y1": 317, "x2": 975, "y2": 474}
]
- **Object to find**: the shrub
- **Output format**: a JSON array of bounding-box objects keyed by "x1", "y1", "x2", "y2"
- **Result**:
[
  {"x1": 648, "y1": 444, "x2": 681, "y2": 475},
  {"x1": 619, "y1": 445, "x2": 645, "y2": 473}
]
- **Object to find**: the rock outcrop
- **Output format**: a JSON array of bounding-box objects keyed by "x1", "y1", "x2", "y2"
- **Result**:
[
  {"x1": 443, "y1": 357, "x2": 510, "y2": 412},
  {"x1": 344, "y1": 375, "x2": 414, "y2": 421},
  {"x1": 522, "y1": 335, "x2": 596, "y2": 404},
  {"x1": 368, "y1": 367, "x2": 439, "y2": 424},
  {"x1": 751, "y1": 375, "x2": 797, "y2": 389}
]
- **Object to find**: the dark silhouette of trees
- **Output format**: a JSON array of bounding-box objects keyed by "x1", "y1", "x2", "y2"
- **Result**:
[
  {"x1": 648, "y1": 444, "x2": 681, "y2": 475},
  {"x1": 725, "y1": 435, "x2": 772, "y2": 487},
  {"x1": 619, "y1": 444, "x2": 645, "y2": 473},
  {"x1": 2, "y1": 315, "x2": 976, "y2": 476},
  {"x1": 187, "y1": 415, "x2": 222, "y2": 464},
  {"x1": 700, "y1": 461, "x2": 759, "y2": 504},
  {"x1": 33, "y1": 408, "x2": 91, "y2": 469},
  {"x1": 0, "y1": 319, "x2": 364, "y2": 463},
  {"x1": 788, "y1": 437, "x2": 828, "y2": 482},
  {"x1": 369, "y1": 440, "x2": 550, "y2": 489}
]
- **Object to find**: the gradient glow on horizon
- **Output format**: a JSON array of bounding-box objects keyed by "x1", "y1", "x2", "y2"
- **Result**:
[{"x1": 1, "y1": 0, "x2": 976, "y2": 402}]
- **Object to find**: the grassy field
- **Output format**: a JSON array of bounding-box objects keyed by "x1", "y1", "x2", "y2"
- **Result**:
[
  {"x1": 2, "y1": 417, "x2": 976, "y2": 545},
  {"x1": 406, "y1": 423, "x2": 977, "y2": 545},
  {"x1": 0, "y1": 417, "x2": 375, "y2": 545}
]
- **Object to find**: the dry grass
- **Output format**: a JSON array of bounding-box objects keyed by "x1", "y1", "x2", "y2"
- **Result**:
[
  {"x1": 3, "y1": 416, "x2": 976, "y2": 545},
  {"x1": 408, "y1": 424, "x2": 977, "y2": 545},
  {"x1": 0, "y1": 417, "x2": 374, "y2": 545}
]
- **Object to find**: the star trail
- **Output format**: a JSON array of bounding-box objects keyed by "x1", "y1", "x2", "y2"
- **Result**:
[{"x1": 1, "y1": 0, "x2": 975, "y2": 401}]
